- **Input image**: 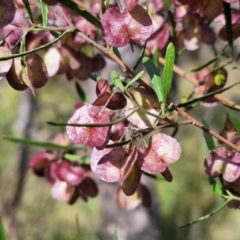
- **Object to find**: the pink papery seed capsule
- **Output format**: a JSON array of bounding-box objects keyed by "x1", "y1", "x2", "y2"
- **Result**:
[
  {"x1": 91, "y1": 145, "x2": 141, "y2": 195},
  {"x1": 125, "y1": 87, "x2": 160, "y2": 129},
  {"x1": 204, "y1": 147, "x2": 229, "y2": 178},
  {"x1": 223, "y1": 151, "x2": 240, "y2": 183},
  {"x1": 0, "y1": 46, "x2": 13, "y2": 80},
  {"x1": 218, "y1": 114, "x2": 238, "y2": 144},
  {"x1": 137, "y1": 133, "x2": 181, "y2": 174},
  {"x1": 53, "y1": 160, "x2": 85, "y2": 186},
  {"x1": 66, "y1": 104, "x2": 111, "y2": 149},
  {"x1": 78, "y1": 177, "x2": 99, "y2": 201},
  {"x1": 121, "y1": 146, "x2": 142, "y2": 196},
  {"x1": 0, "y1": 0, "x2": 16, "y2": 29},
  {"x1": 96, "y1": 79, "x2": 111, "y2": 96},
  {"x1": 90, "y1": 146, "x2": 128, "y2": 182},
  {"x1": 101, "y1": 0, "x2": 153, "y2": 47},
  {"x1": 110, "y1": 121, "x2": 126, "y2": 141},
  {"x1": 93, "y1": 91, "x2": 127, "y2": 110},
  {"x1": 29, "y1": 151, "x2": 56, "y2": 177},
  {"x1": 51, "y1": 180, "x2": 79, "y2": 204},
  {"x1": 117, "y1": 183, "x2": 151, "y2": 211}
]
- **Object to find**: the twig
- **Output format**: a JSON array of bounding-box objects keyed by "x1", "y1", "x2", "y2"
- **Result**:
[
  {"x1": 173, "y1": 104, "x2": 240, "y2": 152},
  {"x1": 159, "y1": 56, "x2": 240, "y2": 110},
  {"x1": 73, "y1": 27, "x2": 240, "y2": 150},
  {"x1": 154, "y1": 120, "x2": 191, "y2": 129},
  {"x1": 159, "y1": 57, "x2": 198, "y2": 85},
  {"x1": 214, "y1": 94, "x2": 240, "y2": 110},
  {"x1": 75, "y1": 29, "x2": 154, "y2": 92}
]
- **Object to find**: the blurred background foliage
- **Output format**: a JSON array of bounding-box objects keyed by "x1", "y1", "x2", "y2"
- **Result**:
[
  {"x1": 1, "y1": 44, "x2": 240, "y2": 240},
  {"x1": 1, "y1": 5, "x2": 240, "y2": 235}
]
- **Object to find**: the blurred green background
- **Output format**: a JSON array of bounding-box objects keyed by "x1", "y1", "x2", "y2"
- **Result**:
[{"x1": 1, "y1": 49, "x2": 240, "y2": 240}]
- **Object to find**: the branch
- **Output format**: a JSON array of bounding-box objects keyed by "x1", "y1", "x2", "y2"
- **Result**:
[
  {"x1": 159, "y1": 56, "x2": 240, "y2": 110},
  {"x1": 0, "y1": 29, "x2": 73, "y2": 61},
  {"x1": 173, "y1": 104, "x2": 240, "y2": 152},
  {"x1": 159, "y1": 57, "x2": 198, "y2": 85},
  {"x1": 214, "y1": 94, "x2": 240, "y2": 110},
  {"x1": 75, "y1": 29, "x2": 154, "y2": 92}
]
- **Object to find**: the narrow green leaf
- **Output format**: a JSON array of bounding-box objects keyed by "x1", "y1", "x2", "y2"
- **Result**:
[
  {"x1": 113, "y1": 48, "x2": 121, "y2": 59},
  {"x1": 57, "y1": 0, "x2": 101, "y2": 28},
  {"x1": 63, "y1": 154, "x2": 90, "y2": 164},
  {"x1": 81, "y1": 156, "x2": 90, "y2": 164},
  {"x1": 178, "y1": 80, "x2": 240, "y2": 108},
  {"x1": 75, "y1": 215, "x2": 83, "y2": 240},
  {"x1": 49, "y1": 31, "x2": 61, "y2": 38},
  {"x1": 223, "y1": 2, "x2": 233, "y2": 57},
  {"x1": 142, "y1": 57, "x2": 163, "y2": 103},
  {"x1": 0, "y1": 218, "x2": 8, "y2": 240},
  {"x1": 0, "y1": 30, "x2": 71, "y2": 61},
  {"x1": 64, "y1": 153, "x2": 82, "y2": 162},
  {"x1": 3, "y1": 136, "x2": 84, "y2": 151},
  {"x1": 229, "y1": 114, "x2": 240, "y2": 133},
  {"x1": 152, "y1": 76, "x2": 163, "y2": 103},
  {"x1": 107, "y1": 0, "x2": 115, "y2": 5},
  {"x1": 96, "y1": 233, "x2": 104, "y2": 240},
  {"x1": 177, "y1": 46, "x2": 186, "y2": 56},
  {"x1": 208, "y1": 177, "x2": 224, "y2": 197},
  {"x1": 153, "y1": 48, "x2": 160, "y2": 69},
  {"x1": 162, "y1": 0, "x2": 175, "y2": 35},
  {"x1": 89, "y1": 73, "x2": 102, "y2": 82},
  {"x1": 223, "y1": 103, "x2": 240, "y2": 112},
  {"x1": 114, "y1": 225, "x2": 119, "y2": 240},
  {"x1": 143, "y1": 172, "x2": 167, "y2": 181},
  {"x1": 180, "y1": 200, "x2": 230, "y2": 228},
  {"x1": 20, "y1": 32, "x2": 27, "y2": 66},
  {"x1": 212, "y1": 60, "x2": 232, "y2": 72},
  {"x1": 125, "y1": 70, "x2": 144, "y2": 89},
  {"x1": 40, "y1": 0, "x2": 48, "y2": 26},
  {"x1": 47, "y1": 109, "x2": 137, "y2": 128},
  {"x1": 133, "y1": 41, "x2": 147, "y2": 71},
  {"x1": 202, "y1": 119, "x2": 215, "y2": 151},
  {"x1": 106, "y1": 138, "x2": 132, "y2": 148},
  {"x1": 162, "y1": 43, "x2": 175, "y2": 103},
  {"x1": 171, "y1": 124, "x2": 178, "y2": 137},
  {"x1": 22, "y1": 0, "x2": 34, "y2": 23},
  {"x1": 190, "y1": 55, "x2": 221, "y2": 72},
  {"x1": 75, "y1": 82, "x2": 89, "y2": 102},
  {"x1": 111, "y1": 71, "x2": 124, "y2": 90}
]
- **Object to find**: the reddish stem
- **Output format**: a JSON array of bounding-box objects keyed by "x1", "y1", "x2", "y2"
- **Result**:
[{"x1": 173, "y1": 104, "x2": 240, "y2": 152}]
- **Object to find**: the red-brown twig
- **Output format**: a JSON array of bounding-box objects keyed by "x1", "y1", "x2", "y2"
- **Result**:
[
  {"x1": 75, "y1": 29, "x2": 154, "y2": 92},
  {"x1": 173, "y1": 104, "x2": 240, "y2": 152},
  {"x1": 74, "y1": 29, "x2": 240, "y2": 151},
  {"x1": 159, "y1": 56, "x2": 240, "y2": 110}
]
